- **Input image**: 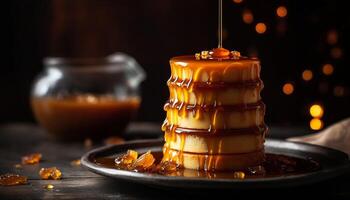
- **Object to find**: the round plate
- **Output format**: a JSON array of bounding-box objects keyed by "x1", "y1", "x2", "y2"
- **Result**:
[{"x1": 81, "y1": 139, "x2": 350, "y2": 189}]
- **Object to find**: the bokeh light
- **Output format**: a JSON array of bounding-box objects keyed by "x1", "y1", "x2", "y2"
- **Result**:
[
  {"x1": 276, "y1": 6, "x2": 288, "y2": 18},
  {"x1": 255, "y1": 23, "x2": 267, "y2": 34},
  {"x1": 302, "y1": 70, "x2": 313, "y2": 81},
  {"x1": 242, "y1": 9, "x2": 254, "y2": 24},
  {"x1": 309, "y1": 104, "x2": 324, "y2": 118},
  {"x1": 333, "y1": 86, "x2": 345, "y2": 97},
  {"x1": 330, "y1": 47, "x2": 343, "y2": 59},
  {"x1": 282, "y1": 83, "x2": 294, "y2": 95},
  {"x1": 310, "y1": 118, "x2": 323, "y2": 130},
  {"x1": 327, "y1": 30, "x2": 338, "y2": 45},
  {"x1": 322, "y1": 64, "x2": 334, "y2": 75},
  {"x1": 233, "y1": 0, "x2": 243, "y2": 4}
]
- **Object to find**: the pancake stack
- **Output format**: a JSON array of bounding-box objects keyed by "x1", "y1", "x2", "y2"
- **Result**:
[{"x1": 161, "y1": 49, "x2": 267, "y2": 171}]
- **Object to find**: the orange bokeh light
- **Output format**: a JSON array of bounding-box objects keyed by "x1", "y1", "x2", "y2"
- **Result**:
[
  {"x1": 276, "y1": 6, "x2": 288, "y2": 18},
  {"x1": 242, "y1": 9, "x2": 254, "y2": 24},
  {"x1": 330, "y1": 47, "x2": 343, "y2": 59},
  {"x1": 309, "y1": 104, "x2": 324, "y2": 118},
  {"x1": 282, "y1": 83, "x2": 294, "y2": 95},
  {"x1": 322, "y1": 64, "x2": 334, "y2": 75},
  {"x1": 327, "y1": 30, "x2": 338, "y2": 45},
  {"x1": 255, "y1": 23, "x2": 267, "y2": 34},
  {"x1": 310, "y1": 118, "x2": 323, "y2": 130},
  {"x1": 302, "y1": 70, "x2": 313, "y2": 81},
  {"x1": 233, "y1": 0, "x2": 243, "y2": 3}
]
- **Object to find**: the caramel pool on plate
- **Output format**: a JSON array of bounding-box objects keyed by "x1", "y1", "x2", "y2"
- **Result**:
[
  {"x1": 161, "y1": 48, "x2": 267, "y2": 171},
  {"x1": 32, "y1": 95, "x2": 140, "y2": 140}
]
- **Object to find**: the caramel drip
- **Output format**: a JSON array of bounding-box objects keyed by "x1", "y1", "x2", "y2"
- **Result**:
[
  {"x1": 174, "y1": 125, "x2": 268, "y2": 137},
  {"x1": 168, "y1": 78, "x2": 264, "y2": 90},
  {"x1": 163, "y1": 123, "x2": 268, "y2": 137},
  {"x1": 166, "y1": 147, "x2": 264, "y2": 156},
  {"x1": 164, "y1": 100, "x2": 265, "y2": 129},
  {"x1": 164, "y1": 100, "x2": 265, "y2": 112}
]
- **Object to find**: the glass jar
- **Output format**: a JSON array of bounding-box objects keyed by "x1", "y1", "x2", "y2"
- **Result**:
[{"x1": 31, "y1": 53, "x2": 146, "y2": 140}]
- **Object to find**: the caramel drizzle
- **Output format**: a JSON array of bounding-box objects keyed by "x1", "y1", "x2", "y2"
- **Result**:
[
  {"x1": 174, "y1": 125, "x2": 268, "y2": 137},
  {"x1": 167, "y1": 77, "x2": 264, "y2": 90},
  {"x1": 162, "y1": 122, "x2": 268, "y2": 137},
  {"x1": 162, "y1": 146, "x2": 265, "y2": 171},
  {"x1": 164, "y1": 146, "x2": 265, "y2": 156},
  {"x1": 164, "y1": 100, "x2": 265, "y2": 112}
]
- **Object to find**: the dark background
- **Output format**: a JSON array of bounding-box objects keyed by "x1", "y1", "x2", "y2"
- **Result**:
[{"x1": 5, "y1": 0, "x2": 350, "y2": 130}]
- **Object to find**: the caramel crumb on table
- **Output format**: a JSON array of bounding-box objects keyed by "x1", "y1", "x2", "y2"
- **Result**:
[
  {"x1": 39, "y1": 167, "x2": 62, "y2": 180},
  {"x1": 0, "y1": 174, "x2": 28, "y2": 186},
  {"x1": 22, "y1": 153, "x2": 42, "y2": 165},
  {"x1": 70, "y1": 159, "x2": 81, "y2": 166},
  {"x1": 44, "y1": 184, "x2": 54, "y2": 190}
]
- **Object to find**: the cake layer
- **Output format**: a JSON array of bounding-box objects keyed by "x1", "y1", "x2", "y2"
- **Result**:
[
  {"x1": 162, "y1": 147, "x2": 265, "y2": 171},
  {"x1": 165, "y1": 102, "x2": 265, "y2": 129},
  {"x1": 164, "y1": 129, "x2": 265, "y2": 154},
  {"x1": 168, "y1": 81, "x2": 262, "y2": 105},
  {"x1": 170, "y1": 56, "x2": 260, "y2": 83}
]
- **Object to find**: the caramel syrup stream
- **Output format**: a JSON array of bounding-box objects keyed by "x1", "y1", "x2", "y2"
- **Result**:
[{"x1": 218, "y1": 0, "x2": 223, "y2": 48}]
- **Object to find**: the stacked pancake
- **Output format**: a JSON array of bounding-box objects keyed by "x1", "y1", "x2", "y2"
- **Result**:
[{"x1": 161, "y1": 49, "x2": 267, "y2": 171}]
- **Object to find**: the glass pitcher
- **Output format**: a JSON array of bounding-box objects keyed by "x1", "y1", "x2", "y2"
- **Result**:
[{"x1": 31, "y1": 53, "x2": 146, "y2": 140}]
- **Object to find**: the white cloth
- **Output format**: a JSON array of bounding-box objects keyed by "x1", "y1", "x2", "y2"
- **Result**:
[{"x1": 288, "y1": 118, "x2": 350, "y2": 155}]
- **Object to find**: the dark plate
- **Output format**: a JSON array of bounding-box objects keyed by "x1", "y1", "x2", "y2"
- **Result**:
[{"x1": 81, "y1": 139, "x2": 350, "y2": 189}]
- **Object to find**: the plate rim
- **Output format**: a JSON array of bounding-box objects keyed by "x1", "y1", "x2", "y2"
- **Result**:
[{"x1": 81, "y1": 139, "x2": 350, "y2": 189}]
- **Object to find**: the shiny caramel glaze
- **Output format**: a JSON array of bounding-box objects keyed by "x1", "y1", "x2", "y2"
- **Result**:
[
  {"x1": 32, "y1": 95, "x2": 140, "y2": 140},
  {"x1": 170, "y1": 56, "x2": 260, "y2": 83},
  {"x1": 94, "y1": 151, "x2": 320, "y2": 178},
  {"x1": 163, "y1": 101, "x2": 265, "y2": 129},
  {"x1": 163, "y1": 125, "x2": 267, "y2": 154},
  {"x1": 162, "y1": 50, "x2": 266, "y2": 170}
]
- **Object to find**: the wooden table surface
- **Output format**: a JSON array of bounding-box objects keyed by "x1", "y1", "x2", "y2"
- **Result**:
[{"x1": 0, "y1": 123, "x2": 349, "y2": 200}]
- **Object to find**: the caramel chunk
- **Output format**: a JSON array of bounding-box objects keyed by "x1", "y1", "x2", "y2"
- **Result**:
[
  {"x1": 39, "y1": 167, "x2": 62, "y2": 180},
  {"x1": 233, "y1": 171, "x2": 245, "y2": 179},
  {"x1": 231, "y1": 50, "x2": 241, "y2": 59},
  {"x1": 201, "y1": 51, "x2": 209, "y2": 59},
  {"x1": 0, "y1": 174, "x2": 27, "y2": 186},
  {"x1": 131, "y1": 151, "x2": 155, "y2": 171},
  {"x1": 115, "y1": 150, "x2": 138, "y2": 169},
  {"x1": 195, "y1": 53, "x2": 201, "y2": 60},
  {"x1": 155, "y1": 161, "x2": 179, "y2": 174},
  {"x1": 22, "y1": 153, "x2": 42, "y2": 165}
]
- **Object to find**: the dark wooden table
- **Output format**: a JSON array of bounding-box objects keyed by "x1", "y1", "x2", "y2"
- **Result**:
[{"x1": 0, "y1": 123, "x2": 349, "y2": 199}]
